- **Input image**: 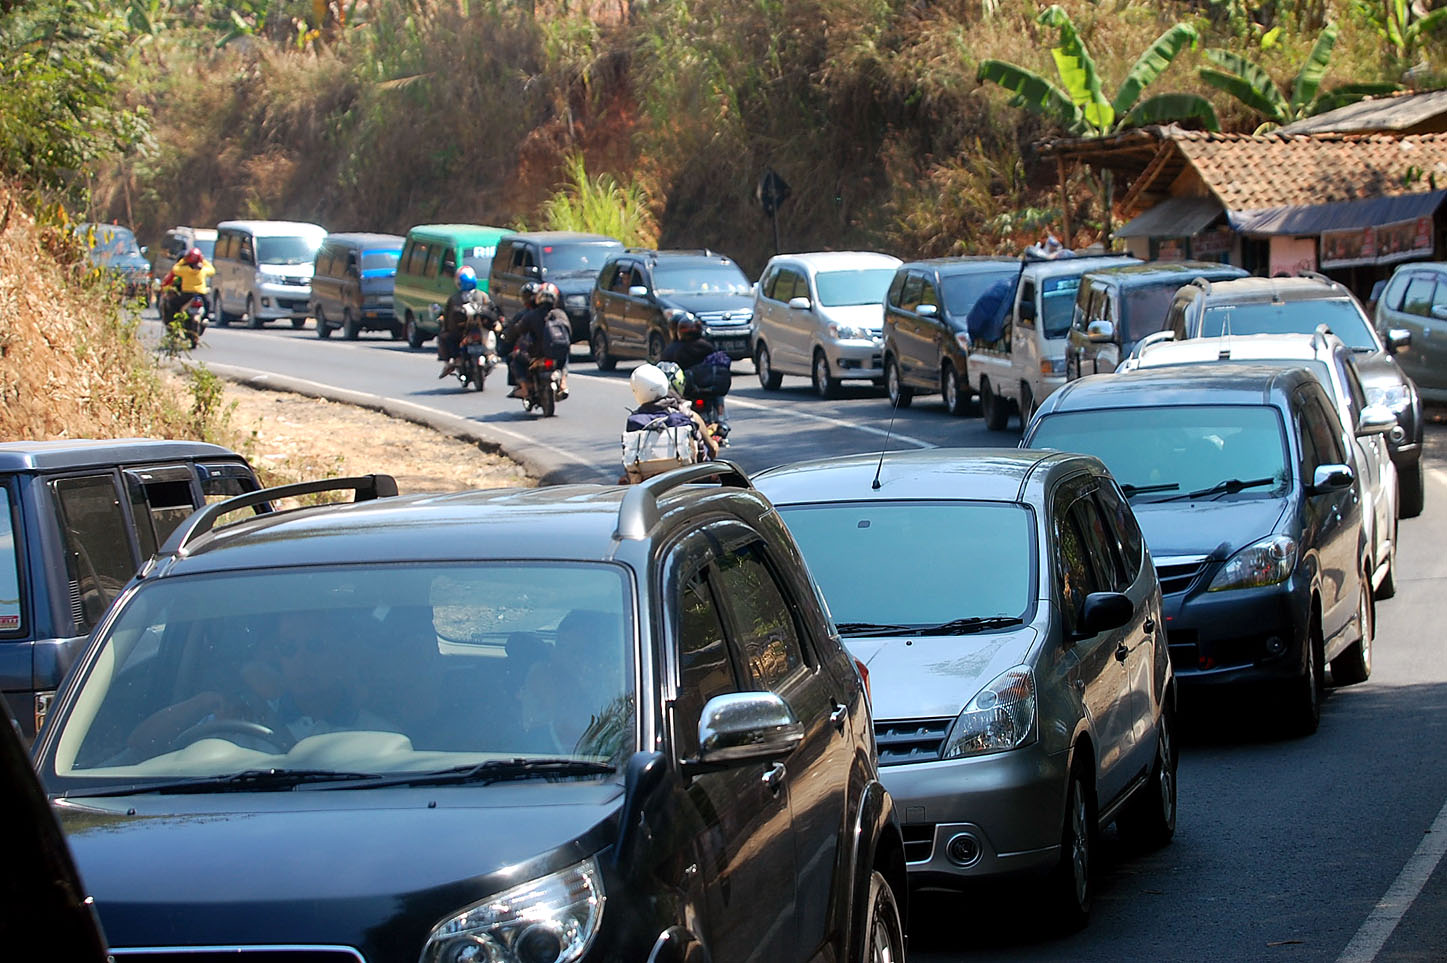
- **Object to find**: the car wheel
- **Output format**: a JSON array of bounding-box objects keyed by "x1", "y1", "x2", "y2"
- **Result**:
[
  {"x1": 863, "y1": 869, "x2": 905, "y2": 963},
  {"x1": 343, "y1": 309, "x2": 360, "y2": 341},
  {"x1": 405, "y1": 313, "x2": 424, "y2": 350},
  {"x1": 884, "y1": 357, "x2": 912, "y2": 408},
  {"x1": 1046, "y1": 763, "x2": 1094, "y2": 931},
  {"x1": 1116, "y1": 709, "x2": 1177, "y2": 851},
  {"x1": 943, "y1": 363, "x2": 968, "y2": 416},
  {"x1": 1331, "y1": 574, "x2": 1374, "y2": 686},
  {"x1": 812, "y1": 350, "x2": 839, "y2": 399},
  {"x1": 1019, "y1": 382, "x2": 1036, "y2": 431},
  {"x1": 1399, "y1": 458, "x2": 1424, "y2": 518},
  {"x1": 592, "y1": 329, "x2": 616, "y2": 371},
  {"x1": 981, "y1": 378, "x2": 1008, "y2": 431},
  {"x1": 213, "y1": 289, "x2": 231, "y2": 326},
  {"x1": 647, "y1": 331, "x2": 666, "y2": 365},
  {"x1": 315, "y1": 306, "x2": 331, "y2": 339},
  {"x1": 246, "y1": 295, "x2": 263, "y2": 329},
  {"x1": 756, "y1": 342, "x2": 782, "y2": 390},
  {"x1": 1285, "y1": 621, "x2": 1324, "y2": 735}
]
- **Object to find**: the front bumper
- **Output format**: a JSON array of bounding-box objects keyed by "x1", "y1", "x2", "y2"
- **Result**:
[
  {"x1": 703, "y1": 324, "x2": 753, "y2": 361},
  {"x1": 879, "y1": 739, "x2": 1066, "y2": 887},
  {"x1": 1162, "y1": 569, "x2": 1309, "y2": 688},
  {"x1": 256, "y1": 280, "x2": 312, "y2": 320},
  {"x1": 826, "y1": 339, "x2": 885, "y2": 380}
]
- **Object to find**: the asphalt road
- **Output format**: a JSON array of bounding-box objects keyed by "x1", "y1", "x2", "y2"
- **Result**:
[{"x1": 169, "y1": 313, "x2": 1447, "y2": 962}]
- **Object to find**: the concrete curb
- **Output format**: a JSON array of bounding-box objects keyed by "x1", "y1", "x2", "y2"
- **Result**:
[{"x1": 196, "y1": 361, "x2": 604, "y2": 486}]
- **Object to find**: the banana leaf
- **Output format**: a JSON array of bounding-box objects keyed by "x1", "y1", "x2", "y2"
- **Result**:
[
  {"x1": 1310, "y1": 82, "x2": 1402, "y2": 115},
  {"x1": 1408, "y1": 6, "x2": 1447, "y2": 42},
  {"x1": 1120, "y1": 92, "x2": 1220, "y2": 132},
  {"x1": 1200, "y1": 49, "x2": 1289, "y2": 125},
  {"x1": 977, "y1": 59, "x2": 1087, "y2": 134},
  {"x1": 1112, "y1": 23, "x2": 1199, "y2": 118},
  {"x1": 1290, "y1": 24, "x2": 1339, "y2": 116},
  {"x1": 1037, "y1": 5, "x2": 1114, "y2": 133}
]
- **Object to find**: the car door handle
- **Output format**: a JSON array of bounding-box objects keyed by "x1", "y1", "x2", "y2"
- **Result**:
[
  {"x1": 1115, "y1": 642, "x2": 1130, "y2": 663},
  {"x1": 829, "y1": 702, "x2": 848, "y2": 731},
  {"x1": 763, "y1": 762, "x2": 786, "y2": 794}
]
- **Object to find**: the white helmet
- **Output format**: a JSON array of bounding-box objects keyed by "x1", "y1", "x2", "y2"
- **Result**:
[{"x1": 630, "y1": 363, "x2": 670, "y2": 405}]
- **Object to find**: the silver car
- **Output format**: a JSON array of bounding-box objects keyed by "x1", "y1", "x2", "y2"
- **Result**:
[{"x1": 754, "y1": 448, "x2": 1175, "y2": 929}]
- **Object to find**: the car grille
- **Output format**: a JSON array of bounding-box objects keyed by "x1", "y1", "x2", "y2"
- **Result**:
[
  {"x1": 902, "y1": 823, "x2": 936, "y2": 863},
  {"x1": 282, "y1": 276, "x2": 309, "y2": 286},
  {"x1": 111, "y1": 949, "x2": 364, "y2": 963},
  {"x1": 277, "y1": 298, "x2": 307, "y2": 311},
  {"x1": 874, "y1": 718, "x2": 952, "y2": 765},
  {"x1": 1154, "y1": 557, "x2": 1210, "y2": 595},
  {"x1": 697, "y1": 310, "x2": 752, "y2": 326}
]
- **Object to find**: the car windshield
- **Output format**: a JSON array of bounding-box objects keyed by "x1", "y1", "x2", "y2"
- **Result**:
[
  {"x1": 194, "y1": 238, "x2": 215, "y2": 260},
  {"x1": 652, "y1": 262, "x2": 752, "y2": 297},
  {"x1": 1118, "y1": 285, "x2": 1178, "y2": 342},
  {"x1": 815, "y1": 268, "x2": 897, "y2": 307},
  {"x1": 1041, "y1": 275, "x2": 1083, "y2": 337},
  {"x1": 775, "y1": 501, "x2": 1034, "y2": 627},
  {"x1": 88, "y1": 226, "x2": 140, "y2": 257},
  {"x1": 0, "y1": 484, "x2": 21, "y2": 635},
  {"x1": 543, "y1": 242, "x2": 622, "y2": 275},
  {"x1": 361, "y1": 249, "x2": 401, "y2": 272},
  {"x1": 1199, "y1": 299, "x2": 1378, "y2": 351},
  {"x1": 46, "y1": 562, "x2": 636, "y2": 789},
  {"x1": 1030, "y1": 405, "x2": 1291, "y2": 500},
  {"x1": 256, "y1": 235, "x2": 322, "y2": 265},
  {"x1": 941, "y1": 269, "x2": 1019, "y2": 319}
]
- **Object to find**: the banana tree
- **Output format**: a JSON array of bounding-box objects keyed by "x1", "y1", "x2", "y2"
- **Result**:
[
  {"x1": 1199, "y1": 24, "x2": 1401, "y2": 133},
  {"x1": 977, "y1": 5, "x2": 1219, "y2": 241}
]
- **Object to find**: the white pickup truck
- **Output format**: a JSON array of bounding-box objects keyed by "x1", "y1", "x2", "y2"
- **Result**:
[{"x1": 965, "y1": 254, "x2": 1139, "y2": 430}]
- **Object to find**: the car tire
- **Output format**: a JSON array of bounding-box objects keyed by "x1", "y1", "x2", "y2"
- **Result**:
[
  {"x1": 812, "y1": 350, "x2": 839, "y2": 400},
  {"x1": 343, "y1": 309, "x2": 360, "y2": 341},
  {"x1": 1019, "y1": 382, "x2": 1036, "y2": 431},
  {"x1": 1285, "y1": 621, "x2": 1324, "y2": 735},
  {"x1": 1399, "y1": 458, "x2": 1424, "y2": 518},
  {"x1": 942, "y1": 363, "x2": 968, "y2": 416},
  {"x1": 246, "y1": 296, "x2": 262, "y2": 329},
  {"x1": 647, "y1": 331, "x2": 666, "y2": 365},
  {"x1": 1116, "y1": 709, "x2": 1177, "y2": 851},
  {"x1": 1046, "y1": 762, "x2": 1094, "y2": 932},
  {"x1": 405, "y1": 313, "x2": 424, "y2": 350},
  {"x1": 213, "y1": 289, "x2": 231, "y2": 326},
  {"x1": 315, "y1": 306, "x2": 331, "y2": 339},
  {"x1": 756, "y1": 342, "x2": 783, "y2": 390},
  {"x1": 981, "y1": 378, "x2": 1009, "y2": 431},
  {"x1": 1331, "y1": 574, "x2": 1374, "y2": 686},
  {"x1": 884, "y1": 357, "x2": 912, "y2": 409},
  {"x1": 592, "y1": 329, "x2": 616, "y2": 371},
  {"x1": 862, "y1": 869, "x2": 905, "y2": 963}
]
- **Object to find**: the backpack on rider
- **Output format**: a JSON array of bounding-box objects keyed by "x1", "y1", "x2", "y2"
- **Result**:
[{"x1": 621, "y1": 364, "x2": 706, "y2": 483}]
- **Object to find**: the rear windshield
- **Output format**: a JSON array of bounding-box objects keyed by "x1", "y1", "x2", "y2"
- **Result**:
[
  {"x1": 815, "y1": 268, "x2": 897, "y2": 307},
  {"x1": 941, "y1": 269, "x2": 1019, "y2": 319},
  {"x1": 652, "y1": 262, "x2": 752, "y2": 297},
  {"x1": 776, "y1": 501, "x2": 1034, "y2": 627},
  {"x1": 194, "y1": 238, "x2": 216, "y2": 260},
  {"x1": 256, "y1": 235, "x2": 322, "y2": 266},
  {"x1": 0, "y1": 483, "x2": 21, "y2": 635},
  {"x1": 361, "y1": 249, "x2": 401, "y2": 273},
  {"x1": 1041, "y1": 275, "x2": 1083, "y2": 338},
  {"x1": 1199, "y1": 299, "x2": 1378, "y2": 351},
  {"x1": 543, "y1": 243, "x2": 622, "y2": 275},
  {"x1": 1119, "y1": 285, "x2": 1178, "y2": 342}
]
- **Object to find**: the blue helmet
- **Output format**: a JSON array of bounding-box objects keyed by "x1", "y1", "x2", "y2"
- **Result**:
[{"x1": 455, "y1": 266, "x2": 477, "y2": 291}]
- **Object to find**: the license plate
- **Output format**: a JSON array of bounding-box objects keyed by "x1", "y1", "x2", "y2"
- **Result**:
[
  {"x1": 719, "y1": 338, "x2": 749, "y2": 352},
  {"x1": 467, "y1": 344, "x2": 486, "y2": 356}
]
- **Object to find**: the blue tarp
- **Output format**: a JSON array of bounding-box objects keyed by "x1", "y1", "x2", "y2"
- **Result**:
[
  {"x1": 967, "y1": 276, "x2": 1019, "y2": 343},
  {"x1": 1228, "y1": 190, "x2": 1447, "y2": 236}
]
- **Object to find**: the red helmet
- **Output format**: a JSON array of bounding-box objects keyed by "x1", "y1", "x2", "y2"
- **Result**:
[
  {"x1": 183, "y1": 247, "x2": 204, "y2": 266},
  {"x1": 535, "y1": 282, "x2": 561, "y2": 307},
  {"x1": 676, "y1": 315, "x2": 703, "y2": 339}
]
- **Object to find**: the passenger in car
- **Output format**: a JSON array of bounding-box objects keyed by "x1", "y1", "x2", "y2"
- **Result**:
[{"x1": 517, "y1": 610, "x2": 630, "y2": 758}]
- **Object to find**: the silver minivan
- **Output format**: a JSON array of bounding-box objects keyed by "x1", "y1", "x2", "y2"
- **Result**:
[
  {"x1": 213, "y1": 220, "x2": 327, "y2": 329},
  {"x1": 751, "y1": 251, "x2": 902, "y2": 398}
]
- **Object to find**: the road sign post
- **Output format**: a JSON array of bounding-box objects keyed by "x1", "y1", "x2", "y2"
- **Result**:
[{"x1": 756, "y1": 167, "x2": 792, "y2": 255}]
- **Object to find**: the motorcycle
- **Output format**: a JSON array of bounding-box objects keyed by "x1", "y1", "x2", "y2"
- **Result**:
[
  {"x1": 683, "y1": 351, "x2": 733, "y2": 447},
  {"x1": 454, "y1": 309, "x2": 501, "y2": 392},
  {"x1": 163, "y1": 286, "x2": 208, "y2": 349},
  {"x1": 522, "y1": 355, "x2": 564, "y2": 417}
]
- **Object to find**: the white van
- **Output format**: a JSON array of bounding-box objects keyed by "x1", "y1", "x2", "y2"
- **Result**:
[
  {"x1": 750, "y1": 251, "x2": 902, "y2": 398},
  {"x1": 965, "y1": 253, "x2": 1139, "y2": 430},
  {"x1": 213, "y1": 220, "x2": 327, "y2": 328}
]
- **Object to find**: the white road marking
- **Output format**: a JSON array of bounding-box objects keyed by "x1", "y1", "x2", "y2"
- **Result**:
[
  {"x1": 723, "y1": 395, "x2": 937, "y2": 449},
  {"x1": 1336, "y1": 796, "x2": 1447, "y2": 963}
]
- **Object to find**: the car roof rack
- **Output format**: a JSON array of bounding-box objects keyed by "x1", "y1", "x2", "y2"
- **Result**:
[
  {"x1": 1295, "y1": 270, "x2": 1342, "y2": 288},
  {"x1": 615, "y1": 461, "x2": 752, "y2": 541},
  {"x1": 1134, "y1": 330, "x2": 1176, "y2": 360},
  {"x1": 159, "y1": 474, "x2": 399, "y2": 560}
]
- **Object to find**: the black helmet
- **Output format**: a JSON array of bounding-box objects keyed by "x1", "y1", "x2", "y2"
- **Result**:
[
  {"x1": 520, "y1": 281, "x2": 539, "y2": 305},
  {"x1": 535, "y1": 282, "x2": 560, "y2": 307},
  {"x1": 676, "y1": 315, "x2": 703, "y2": 339}
]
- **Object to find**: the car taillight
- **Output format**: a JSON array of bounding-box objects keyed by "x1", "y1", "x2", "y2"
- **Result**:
[
  {"x1": 692, "y1": 398, "x2": 704, "y2": 410},
  {"x1": 190, "y1": 296, "x2": 204, "y2": 307},
  {"x1": 854, "y1": 658, "x2": 871, "y2": 705},
  {"x1": 543, "y1": 358, "x2": 556, "y2": 369}
]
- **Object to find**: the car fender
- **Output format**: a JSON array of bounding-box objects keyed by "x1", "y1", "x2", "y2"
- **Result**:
[{"x1": 845, "y1": 777, "x2": 906, "y2": 963}]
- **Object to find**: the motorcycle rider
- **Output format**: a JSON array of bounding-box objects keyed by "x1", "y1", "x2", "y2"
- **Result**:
[
  {"x1": 438, "y1": 267, "x2": 498, "y2": 379},
  {"x1": 159, "y1": 247, "x2": 215, "y2": 327},
  {"x1": 504, "y1": 281, "x2": 571, "y2": 401},
  {"x1": 620, "y1": 363, "x2": 718, "y2": 484},
  {"x1": 660, "y1": 315, "x2": 731, "y2": 433}
]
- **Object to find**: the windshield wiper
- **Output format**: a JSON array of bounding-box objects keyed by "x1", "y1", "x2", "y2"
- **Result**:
[
  {"x1": 343, "y1": 758, "x2": 617, "y2": 791},
  {"x1": 835, "y1": 621, "x2": 917, "y2": 637},
  {"x1": 1159, "y1": 476, "x2": 1277, "y2": 502},
  {"x1": 1120, "y1": 482, "x2": 1179, "y2": 498},
  {"x1": 914, "y1": 616, "x2": 1024, "y2": 636},
  {"x1": 62, "y1": 768, "x2": 382, "y2": 799}
]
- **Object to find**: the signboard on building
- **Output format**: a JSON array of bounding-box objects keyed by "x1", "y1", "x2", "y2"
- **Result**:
[
  {"x1": 1270, "y1": 236, "x2": 1317, "y2": 276},
  {"x1": 1320, "y1": 217, "x2": 1433, "y2": 269}
]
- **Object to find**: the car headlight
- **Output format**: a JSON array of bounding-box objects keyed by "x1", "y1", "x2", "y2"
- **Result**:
[
  {"x1": 565, "y1": 294, "x2": 588, "y2": 309},
  {"x1": 940, "y1": 666, "x2": 1036, "y2": 759},
  {"x1": 421, "y1": 857, "x2": 605, "y2": 963},
  {"x1": 1040, "y1": 358, "x2": 1066, "y2": 376},
  {"x1": 1365, "y1": 383, "x2": 1410, "y2": 413},
  {"x1": 827, "y1": 322, "x2": 872, "y2": 341},
  {"x1": 1208, "y1": 535, "x2": 1298, "y2": 592},
  {"x1": 954, "y1": 332, "x2": 971, "y2": 352}
]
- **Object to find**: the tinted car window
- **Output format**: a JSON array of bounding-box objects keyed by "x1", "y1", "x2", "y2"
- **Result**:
[
  {"x1": 713, "y1": 544, "x2": 805, "y2": 689},
  {"x1": 1031, "y1": 405, "x2": 1292, "y2": 500},
  {"x1": 440, "y1": 248, "x2": 458, "y2": 278},
  {"x1": 941, "y1": 269, "x2": 1018, "y2": 319},
  {"x1": 674, "y1": 572, "x2": 740, "y2": 759},
  {"x1": 899, "y1": 274, "x2": 923, "y2": 310},
  {"x1": 51, "y1": 475, "x2": 136, "y2": 631},
  {"x1": 777, "y1": 501, "x2": 1034, "y2": 625},
  {"x1": 0, "y1": 485, "x2": 21, "y2": 634},
  {"x1": 361, "y1": 249, "x2": 400, "y2": 273},
  {"x1": 1054, "y1": 505, "x2": 1098, "y2": 630},
  {"x1": 1094, "y1": 481, "x2": 1144, "y2": 585},
  {"x1": 815, "y1": 268, "x2": 896, "y2": 307},
  {"x1": 1300, "y1": 392, "x2": 1346, "y2": 466},
  {"x1": 1074, "y1": 496, "x2": 1126, "y2": 591},
  {"x1": 1041, "y1": 275, "x2": 1082, "y2": 337},
  {"x1": 772, "y1": 269, "x2": 802, "y2": 302},
  {"x1": 1199, "y1": 299, "x2": 1377, "y2": 350},
  {"x1": 1402, "y1": 276, "x2": 1435, "y2": 316},
  {"x1": 1119, "y1": 285, "x2": 1178, "y2": 342},
  {"x1": 652, "y1": 262, "x2": 751, "y2": 296},
  {"x1": 543, "y1": 243, "x2": 617, "y2": 274}
]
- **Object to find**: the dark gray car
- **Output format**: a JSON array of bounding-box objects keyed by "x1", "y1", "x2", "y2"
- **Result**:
[
  {"x1": 755, "y1": 448, "x2": 1174, "y2": 931},
  {"x1": 310, "y1": 232, "x2": 405, "y2": 340},
  {"x1": 1374, "y1": 261, "x2": 1447, "y2": 406}
]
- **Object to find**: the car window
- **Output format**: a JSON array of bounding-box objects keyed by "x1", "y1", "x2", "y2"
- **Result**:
[
  {"x1": 1198, "y1": 298, "x2": 1377, "y2": 351},
  {"x1": 440, "y1": 247, "x2": 458, "y2": 279},
  {"x1": 1073, "y1": 495, "x2": 1126, "y2": 592},
  {"x1": 1041, "y1": 275, "x2": 1082, "y2": 337},
  {"x1": 1053, "y1": 498, "x2": 1101, "y2": 632},
  {"x1": 1334, "y1": 351, "x2": 1367, "y2": 424},
  {"x1": 1094, "y1": 481, "x2": 1144, "y2": 586},
  {"x1": 814, "y1": 268, "x2": 896, "y2": 307},
  {"x1": 1299, "y1": 390, "x2": 1346, "y2": 467},
  {"x1": 772, "y1": 269, "x2": 801, "y2": 302},
  {"x1": 238, "y1": 236, "x2": 255, "y2": 265},
  {"x1": 1432, "y1": 278, "x2": 1447, "y2": 314},
  {"x1": 50, "y1": 474, "x2": 137, "y2": 632},
  {"x1": 652, "y1": 261, "x2": 751, "y2": 296},
  {"x1": 541, "y1": 242, "x2": 620, "y2": 275},
  {"x1": 712, "y1": 543, "x2": 806, "y2": 689},
  {"x1": 886, "y1": 271, "x2": 906, "y2": 307},
  {"x1": 918, "y1": 276, "x2": 940, "y2": 312},
  {"x1": 255, "y1": 236, "x2": 318, "y2": 266},
  {"x1": 1402, "y1": 276, "x2": 1436, "y2": 317},
  {"x1": 424, "y1": 245, "x2": 442, "y2": 279},
  {"x1": 940, "y1": 269, "x2": 1017, "y2": 320},
  {"x1": 673, "y1": 571, "x2": 741, "y2": 759},
  {"x1": 512, "y1": 245, "x2": 536, "y2": 271},
  {"x1": 1017, "y1": 278, "x2": 1037, "y2": 328},
  {"x1": 405, "y1": 242, "x2": 428, "y2": 276},
  {"x1": 599, "y1": 262, "x2": 621, "y2": 292},
  {"x1": 899, "y1": 274, "x2": 923, "y2": 311},
  {"x1": 360, "y1": 249, "x2": 400, "y2": 273},
  {"x1": 1119, "y1": 284, "x2": 1177, "y2": 342},
  {"x1": 1166, "y1": 292, "x2": 1191, "y2": 339},
  {"x1": 0, "y1": 482, "x2": 22, "y2": 635}
]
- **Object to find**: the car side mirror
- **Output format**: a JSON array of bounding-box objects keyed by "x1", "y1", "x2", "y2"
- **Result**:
[
  {"x1": 1086, "y1": 319, "x2": 1115, "y2": 343},
  {"x1": 1388, "y1": 327, "x2": 1413, "y2": 351},
  {"x1": 1309, "y1": 463, "x2": 1355, "y2": 495},
  {"x1": 788, "y1": 296, "x2": 813, "y2": 311},
  {"x1": 628, "y1": 284, "x2": 649, "y2": 297},
  {"x1": 1356, "y1": 404, "x2": 1398, "y2": 437},
  {"x1": 525, "y1": 264, "x2": 541, "y2": 278},
  {"x1": 916, "y1": 303, "x2": 938, "y2": 317},
  {"x1": 1076, "y1": 591, "x2": 1133, "y2": 637},
  {"x1": 686, "y1": 691, "x2": 803, "y2": 773}
]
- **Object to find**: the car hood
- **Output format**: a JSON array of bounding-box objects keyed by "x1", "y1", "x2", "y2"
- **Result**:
[
  {"x1": 56, "y1": 781, "x2": 622, "y2": 949},
  {"x1": 817, "y1": 303, "x2": 886, "y2": 332},
  {"x1": 844, "y1": 625, "x2": 1040, "y2": 721},
  {"x1": 1129, "y1": 496, "x2": 1289, "y2": 559}
]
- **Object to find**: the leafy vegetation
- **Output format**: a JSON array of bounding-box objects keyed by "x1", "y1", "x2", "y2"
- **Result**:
[{"x1": 524, "y1": 153, "x2": 658, "y2": 247}]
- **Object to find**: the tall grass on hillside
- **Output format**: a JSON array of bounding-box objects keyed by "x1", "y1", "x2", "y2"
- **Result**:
[{"x1": 526, "y1": 153, "x2": 657, "y2": 247}]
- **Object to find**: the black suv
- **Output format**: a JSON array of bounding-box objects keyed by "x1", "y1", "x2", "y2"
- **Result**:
[
  {"x1": 1026, "y1": 364, "x2": 1374, "y2": 735},
  {"x1": 589, "y1": 249, "x2": 755, "y2": 369},
  {"x1": 36, "y1": 467, "x2": 907, "y2": 962},
  {"x1": 488, "y1": 231, "x2": 624, "y2": 344},
  {"x1": 0, "y1": 440, "x2": 262, "y2": 743},
  {"x1": 1166, "y1": 274, "x2": 1424, "y2": 516}
]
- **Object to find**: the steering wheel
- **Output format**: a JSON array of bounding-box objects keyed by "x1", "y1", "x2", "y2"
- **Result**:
[{"x1": 173, "y1": 718, "x2": 292, "y2": 753}]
